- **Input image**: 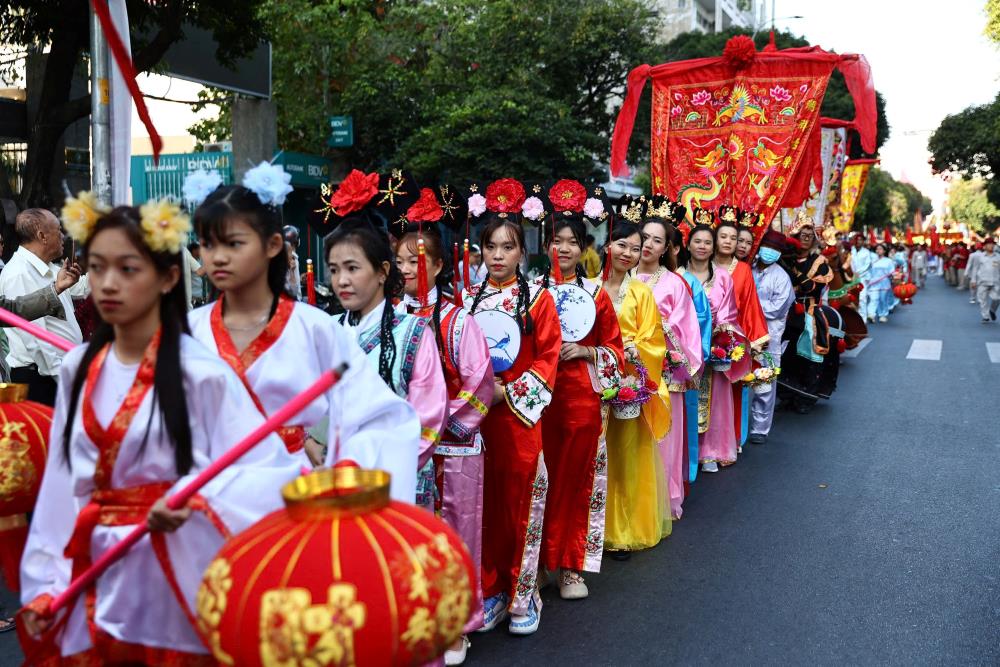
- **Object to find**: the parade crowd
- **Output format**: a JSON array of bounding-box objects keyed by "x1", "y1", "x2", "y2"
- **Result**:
[{"x1": 6, "y1": 162, "x2": 946, "y2": 665}]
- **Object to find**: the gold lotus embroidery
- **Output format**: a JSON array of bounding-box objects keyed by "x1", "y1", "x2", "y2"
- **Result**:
[{"x1": 259, "y1": 584, "x2": 366, "y2": 667}]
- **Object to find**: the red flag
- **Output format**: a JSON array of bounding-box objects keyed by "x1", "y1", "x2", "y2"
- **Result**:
[
  {"x1": 883, "y1": 228, "x2": 892, "y2": 244},
  {"x1": 868, "y1": 228, "x2": 877, "y2": 246}
]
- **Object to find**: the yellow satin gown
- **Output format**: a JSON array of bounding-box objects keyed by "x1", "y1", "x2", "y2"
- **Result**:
[{"x1": 604, "y1": 276, "x2": 672, "y2": 551}]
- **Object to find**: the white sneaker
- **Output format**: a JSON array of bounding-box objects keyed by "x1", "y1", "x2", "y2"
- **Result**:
[
  {"x1": 879, "y1": 316, "x2": 888, "y2": 323},
  {"x1": 558, "y1": 570, "x2": 589, "y2": 600},
  {"x1": 737, "y1": 445, "x2": 743, "y2": 455},
  {"x1": 477, "y1": 592, "x2": 508, "y2": 632},
  {"x1": 508, "y1": 596, "x2": 541, "y2": 635},
  {"x1": 444, "y1": 635, "x2": 470, "y2": 665},
  {"x1": 701, "y1": 461, "x2": 719, "y2": 473}
]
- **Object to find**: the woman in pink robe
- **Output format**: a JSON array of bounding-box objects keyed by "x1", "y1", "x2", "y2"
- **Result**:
[
  {"x1": 636, "y1": 215, "x2": 703, "y2": 518},
  {"x1": 680, "y1": 223, "x2": 750, "y2": 472}
]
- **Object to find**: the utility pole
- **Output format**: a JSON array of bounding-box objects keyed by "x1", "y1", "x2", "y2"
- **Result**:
[{"x1": 90, "y1": 5, "x2": 112, "y2": 206}]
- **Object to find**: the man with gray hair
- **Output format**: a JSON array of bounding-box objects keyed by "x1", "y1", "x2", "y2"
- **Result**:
[{"x1": 0, "y1": 208, "x2": 88, "y2": 405}]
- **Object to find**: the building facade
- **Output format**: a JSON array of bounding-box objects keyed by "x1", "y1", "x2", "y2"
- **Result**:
[{"x1": 655, "y1": 0, "x2": 768, "y2": 43}]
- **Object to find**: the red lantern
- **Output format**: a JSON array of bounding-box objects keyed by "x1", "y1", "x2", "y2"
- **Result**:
[
  {"x1": 0, "y1": 383, "x2": 53, "y2": 591},
  {"x1": 196, "y1": 467, "x2": 475, "y2": 667},
  {"x1": 893, "y1": 282, "x2": 918, "y2": 304}
]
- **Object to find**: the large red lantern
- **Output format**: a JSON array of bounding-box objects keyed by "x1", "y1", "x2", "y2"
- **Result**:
[
  {"x1": 0, "y1": 383, "x2": 53, "y2": 590},
  {"x1": 196, "y1": 467, "x2": 475, "y2": 666},
  {"x1": 893, "y1": 282, "x2": 918, "y2": 304}
]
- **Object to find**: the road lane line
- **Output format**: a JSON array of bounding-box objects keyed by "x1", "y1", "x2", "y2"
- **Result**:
[
  {"x1": 906, "y1": 339, "x2": 942, "y2": 361},
  {"x1": 841, "y1": 337, "x2": 872, "y2": 358},
  {"x1": 987, "y1": 343, "x2": 1000, "y2": 363}
]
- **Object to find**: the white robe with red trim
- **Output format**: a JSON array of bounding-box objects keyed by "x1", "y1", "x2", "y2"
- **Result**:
[{"x1": 20, "y1": 335, "x2": 302, "y2": 657}]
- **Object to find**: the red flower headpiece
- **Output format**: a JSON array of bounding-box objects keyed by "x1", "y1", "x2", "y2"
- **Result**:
[
  {"x1": 329, "y1": 169, "x2": 380, "y2": 216},
  {"x1": 485, "y1": 178, "x2": 526, "y2": 215},
  {"x1": 549, "y1": 179, "x2": 587, "y2": 214},
  {"x1": 406, "y1": 187, "x2": 444, "y2": 223}
]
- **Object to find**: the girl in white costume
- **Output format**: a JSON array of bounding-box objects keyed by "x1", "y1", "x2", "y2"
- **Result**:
[{"x1": 20, "y1": 200, "x2": 301, "y2": 663}]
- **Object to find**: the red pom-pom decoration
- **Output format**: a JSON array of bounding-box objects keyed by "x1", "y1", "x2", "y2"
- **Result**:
[
  {"x1": 837, "y1": 339, "x2": 847, "y2": 353},
  {"x1": 723, "y1": 35, "x2": 756, "y2": 70},
  {"x1": 794, "y1": 303, "x2": 805, "y2": 315}
]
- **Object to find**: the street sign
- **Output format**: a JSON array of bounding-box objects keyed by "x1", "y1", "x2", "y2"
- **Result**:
[
  {"x1": 275, "y1": 151, "x2": 332, "y2": 189},
  {"x1": 328, "y1": 116, "x2": 354, "y2": 148}
]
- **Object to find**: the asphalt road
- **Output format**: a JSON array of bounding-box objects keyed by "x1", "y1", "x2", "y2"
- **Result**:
[{"x1": 0, "y1": 274, "x2": 996, "y2": 665}]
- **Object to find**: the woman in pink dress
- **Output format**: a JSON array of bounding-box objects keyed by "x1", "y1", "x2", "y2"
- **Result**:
[
  {"x1": 635, "y1": 205, "x2": 703, "y2": 518},
  {"x1": 679, "y1": 221, "x2": 750, "y2": 472}
]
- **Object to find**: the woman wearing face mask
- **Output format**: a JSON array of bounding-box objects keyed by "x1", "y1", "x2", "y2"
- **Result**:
[
  {"x1": 713, "y1": 208, "x2": 769, "y2": 454},
  {"x1": 747, "y1": 230, "x2": 794, "y2": 445},
  {"x1": 634, "y1": 197, "x2": 703, "y2": 520},
  {"x1": 679, "y1": 215, "x2": 750, "y2": 473},
  {"x1": 394, "y1": 193, "x2": 494, "y2": 663},
  {"x1": 325, "y1": 215, "x2": 445, "y2": 504},
  {"x1": 537, "y1": 202, "x2": 623, "y2": 600},
  {"x1": 20, "y1": 197, "x2": 301, "y2": 661},
  {"x1": 601, "y1": 212, "x2": 671, "y2": 557}
]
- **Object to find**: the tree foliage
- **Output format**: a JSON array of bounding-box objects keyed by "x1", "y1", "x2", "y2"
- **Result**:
[
  {"x1": 1, "y1": 0, "x2": 267, "y2": 206},
  {"x1": 948, "y1": 177, "x2": 1000, "y2": 233},
  {"x1": 853, "y1": 167, "x2": 932, "y2": 231},
  {"x1": 987, "y1": 0, "x2": 1000, "y2": 45},
  {"x1": 928, "y1": 92, "x2": 1000, "y2": 207}
]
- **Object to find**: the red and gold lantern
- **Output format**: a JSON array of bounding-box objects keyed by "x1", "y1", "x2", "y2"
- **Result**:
[
  {"x1": 893, "y1": 282, "x2": 917, "y2": 304},
  {"x1": 0, "y1": 383, "x2": 53, "y2": 590},
  {"x1": 196, "y1": 467, "x2": 475, "y2": 666}
]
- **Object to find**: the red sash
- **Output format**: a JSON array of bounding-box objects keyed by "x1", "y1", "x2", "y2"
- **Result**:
[{"x1": 209, "y1": 296, "x2": 305, "y2": 452}]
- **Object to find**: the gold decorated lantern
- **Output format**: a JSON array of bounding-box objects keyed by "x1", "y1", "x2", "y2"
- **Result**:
[
  {"x1": 0, "y1": 383, "x2": 54, "y2": 590},
  {"x1": 196, "y1": 466, "x2": 475, "y2": 666}
]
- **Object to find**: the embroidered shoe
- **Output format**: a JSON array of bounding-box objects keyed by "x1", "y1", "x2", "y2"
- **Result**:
[
  {"x1": 444, "y1": 635, "x2": 471, "y2": 665},
  {"x1": 508, "y1": 596, "x2": 541, "y2": 635},
  {"x1": 477, "y1": 592, "x2": 509, "y2": 633},
  {"x1": 559, "y1": 570, "x2": 589, "y2": 600}
]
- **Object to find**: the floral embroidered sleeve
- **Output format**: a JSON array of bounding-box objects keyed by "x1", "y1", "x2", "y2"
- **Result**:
[
  {"x1": 588, "y1": 288, "x2": 624, "y2": 392},
  {"x1": 503, "y1": 289, "x2": 561, "y2": 427}
]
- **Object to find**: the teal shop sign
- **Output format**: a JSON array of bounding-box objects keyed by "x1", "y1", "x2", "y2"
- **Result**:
[
  {"x1": 130, "y1": 152, "x2": 233, "y2": 205},
  {"x1": 275, "y1": 151, "x2": 332, "y2": 189},
  {"x1": 328, "y1": 116, "x2": 353, "y2": 148}
]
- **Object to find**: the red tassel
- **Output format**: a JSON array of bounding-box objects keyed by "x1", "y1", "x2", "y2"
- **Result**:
[
  {"x1": 306, "y1": 259, "x2": 316, "y2": 306},
  {"x1": 463, "y1": 237, "x2": 471, "y2": 293},
  {"x1": 417, "y1": 225, "x2": 429, "y2": 308},
  {"x1": 453, "y1": 242, "x2": 463, "y2": 307},
  {"x1": 550, "y1": 246, "x2": 563, "y2": 283},
  {"x1": 0, "y1": 516, "x2": 28, "y2": 591}
]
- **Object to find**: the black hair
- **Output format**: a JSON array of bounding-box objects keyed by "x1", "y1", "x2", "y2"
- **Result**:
[
  {"x1": 194, "y1": 185, "x2": 290, "y2": 303},
  {"x1": 543, "y1": 217, "x2": 586, "y2": 289},
  {"x1": 640, "y1": 218, "x2": 678, "y2": 271},
  {"x1": 585, "y1": 233, "x2": 596, "y2": 246},
  {"x1": 325, "y1": 218, "x2": 404, "y2": 391},
  {"x1": 62, "y1": 207, "x2": 193, "y2": 475},
  {"x1": 678, "y1": 223, "x2": 715, "y2": 284},
  {"x1": 469, "y1": 215, "x2": 533, "y2": 335},
  {"x1": 397, "y1": 227, "x2": 452, "y2": 369},
  {"x1": 600, "y1": 221, "x2": 642, "y2": 277}
]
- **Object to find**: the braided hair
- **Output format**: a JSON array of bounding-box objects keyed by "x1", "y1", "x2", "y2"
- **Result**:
[
  {"x1": 469, "y1": 216, "x2": 534, "y2": 335},
  {"x1": 543, "y1": 216, "x2": 586, "y2": 289},
  {"x1": 397, "y1": 227, "x2": 451, "y2": 370},
  {"x1": 325, "y1": 218, "x2": 404, "y2": 391},
  {"x1": 678, "y1": 223, "x2": 715, "y2": 284}
]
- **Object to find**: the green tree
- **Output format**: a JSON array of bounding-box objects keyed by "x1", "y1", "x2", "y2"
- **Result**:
[
  {"x1": 1, "y1": 0, "x2": 267, "y2": 206},
  {"x1": 928, "y1": 93, "x2": 1000, "y2": 207},
  {"x1": 852, "y1": 168, "x2": 932, "y2": 232},
  {"x1": 948, "y1": 178, "x2": 1000, "y2": 233}
]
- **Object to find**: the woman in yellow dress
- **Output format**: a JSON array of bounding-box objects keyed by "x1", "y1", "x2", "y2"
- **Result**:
[{"x1": 601, "y1": 219, "x2": 672, "y2": 558}]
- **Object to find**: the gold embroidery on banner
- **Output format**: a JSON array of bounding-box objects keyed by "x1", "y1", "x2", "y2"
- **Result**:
[
  {"x1": 259, "y1": 584, "x2": 366, "y2": 667},
  {"x1": 0, "y1": 421, "x2": 36, "y2": 503},
  {"x1": 196, "y1": 558, "x2": 235, "y2": 665}
]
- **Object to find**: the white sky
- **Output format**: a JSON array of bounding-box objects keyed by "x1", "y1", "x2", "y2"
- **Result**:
[
  {"x1": 134, "y1": 1, "x2": 1000, "y2": 213},
  {"x1": 773, "y1": 0, "x2": 1000, "y2": 211}
]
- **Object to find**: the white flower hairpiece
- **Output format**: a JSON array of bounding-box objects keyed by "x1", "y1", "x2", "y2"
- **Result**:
[
  {"x1": 242, "y1": 161, "x2": 293, "y2": 207},
  {"x1": 583, "y1": 197, "x2": 605, "y2": 220},
  {"x1": 521, "y1": 196, "x2": 545, "y2": 221},
  {"x1": 468, "y1": 193, "x2": 487, "y2": 218},
  {"x1": 182, "y1": 169, "x2": 223, "y2": 207}
]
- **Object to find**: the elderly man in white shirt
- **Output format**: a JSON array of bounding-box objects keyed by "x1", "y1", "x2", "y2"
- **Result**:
[{"x1": 0, "y1": 208, "x2": 88, "y2": 405}]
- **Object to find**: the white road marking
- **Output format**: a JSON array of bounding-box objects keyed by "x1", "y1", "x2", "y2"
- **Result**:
[
  {"x1": 987, "y1": 343, "x2": 1000, "y2": 363},
  {"x1": 841, "y1": 337, "x2": 872, "y2": 358},
  {"x1": 906, "y1": 339, "x2": 942, "y2": 361}
]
